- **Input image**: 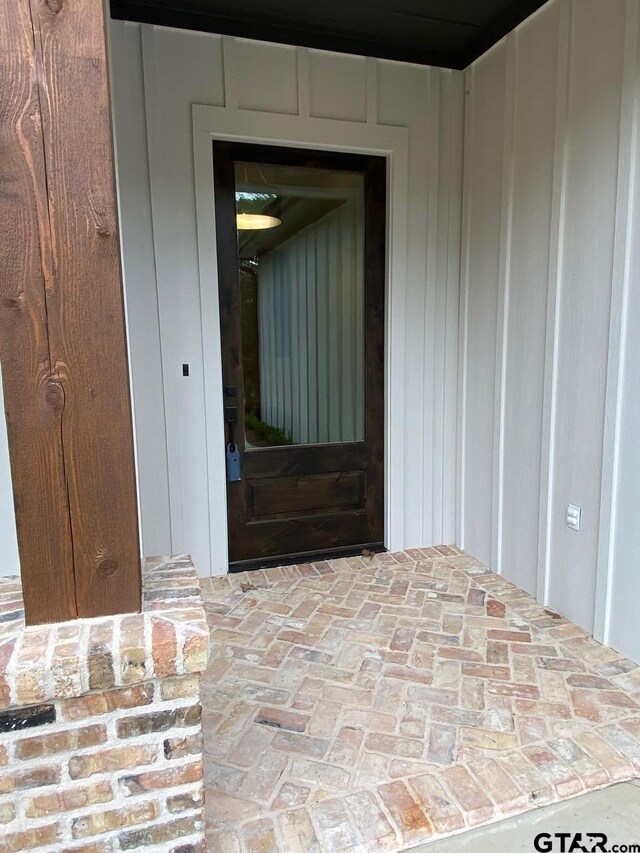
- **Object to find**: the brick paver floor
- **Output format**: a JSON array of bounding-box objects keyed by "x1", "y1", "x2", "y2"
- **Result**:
[{"x1": 201, "y1": 547, "x2": 640, "y2": 852}]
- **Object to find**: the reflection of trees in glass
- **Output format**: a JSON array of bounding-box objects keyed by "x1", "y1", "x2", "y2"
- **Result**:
[
  {"x1": 245, "y1": 412, "x2": 293, "y2": 448},
  {"x1": 236, "y1": 191, "x2": 277, "y2": 214}
]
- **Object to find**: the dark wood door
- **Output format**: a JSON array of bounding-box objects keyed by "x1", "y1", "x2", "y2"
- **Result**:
[{"x1": 214, "y1": 141, "x2": 385, "y2": 570}]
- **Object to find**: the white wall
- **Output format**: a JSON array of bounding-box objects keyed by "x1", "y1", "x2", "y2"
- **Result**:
[
  {"x1": 109, "y1": 21, "x2": 464, "y2": 575},
  {"x1": 109, "y1": 22, "x2": 172, "y2": 558},
  {"x1": 0, "y1": 368, "x2": 20, "y2": 577},
  {"x1": 258, "y1": 200, "x2": 365, "y2": 444},
  {"x1": 459, "y1": 0, "x2": 640, "y2": 663}
]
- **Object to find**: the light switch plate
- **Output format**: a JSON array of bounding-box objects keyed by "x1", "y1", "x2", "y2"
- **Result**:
[{"x1": 566, "y1": 504, "x2": 581, "y2": 531}]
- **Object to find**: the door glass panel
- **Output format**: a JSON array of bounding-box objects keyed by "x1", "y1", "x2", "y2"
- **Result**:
[{"x1": 235, "y1": 161, "x2": 365, "y2": 448}]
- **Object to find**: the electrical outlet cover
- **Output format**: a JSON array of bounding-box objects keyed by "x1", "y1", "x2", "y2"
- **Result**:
[{"x1": 566, "y1": 503, "x2": 581, "y2": 531}]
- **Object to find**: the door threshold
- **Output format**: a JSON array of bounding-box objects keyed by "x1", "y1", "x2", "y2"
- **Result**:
[{"x1": 229, "y1": 542, "x2": 386, "y2": 573}]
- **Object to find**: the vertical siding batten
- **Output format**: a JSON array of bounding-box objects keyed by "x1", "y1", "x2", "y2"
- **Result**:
[
  {"x1": 536, "y1": 0, "x2": 571, "y2": 606},
  {"x1": 222, "y1": 35, "x2": 240, "y2": 110},
  {"x1": 297, "y1": 49, "x2": 311, "y2": 119},
  {"x1": 456, "y1": 63, "x2": 474, "y2": 551},
  {"x1": 493, "y1": 35, "x2": 517, "y2": 576},
  {"x1": 432, "y1": 70, "x2": 448, "y2": 543},
  {"x1": 366, "y1": 58, "x2": 378, "y2": 126},
  {"x1": 441, "y1": 71, "x2": 464, "y2": 545}
]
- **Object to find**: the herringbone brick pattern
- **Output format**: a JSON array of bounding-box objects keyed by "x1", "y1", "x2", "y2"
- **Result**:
[{"x1": 201, "y1": 547, "x2": 640, "y2": 852}]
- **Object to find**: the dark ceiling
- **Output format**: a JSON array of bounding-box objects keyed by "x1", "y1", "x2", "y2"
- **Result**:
[{"x1": 110, "y1": 0, "x2": 550, "y2": 70}]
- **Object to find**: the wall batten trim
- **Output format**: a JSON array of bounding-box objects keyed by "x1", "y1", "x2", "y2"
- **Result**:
[
  {"x1": 366, "y1": 57, "x2": 378, "y2": 125},
  {"x1": 493, "y1": 36, "x2": 517, "y2": 575},
  {"x1": 456, "y1": 66, "x2": 474, "y2": 549},
  {"x1": 536, "y1": 0, "x2": 571, "y2": 605},
  {"x1": 443, "y1": 72, "x2": 464, "y2": 543},
  {"x1": 423, "y1": 70, "x2": 440, "y2": 545},
  {"x1": 222, "y1": 35, "x2": 239, "y2": 110},
  {"x1": 297, "y1": 48, "x2": 310, "y2": 118},
  {"x1": 433, "y1": 72, "x2": 450, "y2": 541}
]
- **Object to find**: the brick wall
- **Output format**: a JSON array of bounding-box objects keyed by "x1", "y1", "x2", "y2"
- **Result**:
[{"x1": 0, "y1": 557, "x2": 209, "y2": 853}]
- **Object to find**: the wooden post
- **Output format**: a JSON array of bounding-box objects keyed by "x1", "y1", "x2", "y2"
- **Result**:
[{"x1": 0, "y1": 0, "x2": 141, "y2": 624}]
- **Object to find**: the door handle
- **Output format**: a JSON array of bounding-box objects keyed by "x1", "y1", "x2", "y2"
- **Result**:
[{"x1": 225, "y1": 406, "x2": 242, "y2": 482}]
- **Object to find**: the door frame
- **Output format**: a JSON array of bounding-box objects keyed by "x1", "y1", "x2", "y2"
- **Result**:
[{"x1": 192, "y1": 103, "x2": 409, "y2": 574}]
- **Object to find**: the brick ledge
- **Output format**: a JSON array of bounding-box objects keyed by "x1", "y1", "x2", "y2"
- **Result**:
[{"x1": 0, "y1": 556, "x2": 209, "y2": 710}]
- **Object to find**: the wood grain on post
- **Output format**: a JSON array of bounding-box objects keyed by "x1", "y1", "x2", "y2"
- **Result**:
[{"x1": 0, "y1": 0, "x2": 141, "y2": 623}]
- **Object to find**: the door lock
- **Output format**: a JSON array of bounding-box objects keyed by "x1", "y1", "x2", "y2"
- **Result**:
[
  {"x1": 226, "y1": 442, "x2": 242, "y2": 482},
  {"x1": 224, "y1": 405, "x2": 242, "y2": 482}
]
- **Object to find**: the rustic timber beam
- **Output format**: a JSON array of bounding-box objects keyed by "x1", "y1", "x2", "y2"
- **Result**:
[{"x1": 0, "y1": 0, "x2": 141, "y2": 623}]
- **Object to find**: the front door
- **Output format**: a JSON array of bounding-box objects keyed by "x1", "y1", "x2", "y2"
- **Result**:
[{"x1": 213, "y1": 141, "x2": 385, "y2": 569}]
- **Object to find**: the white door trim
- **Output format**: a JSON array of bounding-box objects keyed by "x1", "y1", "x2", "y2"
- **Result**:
[{"x1": 191, "y1": 103, "x2": 409, "y2": 574}]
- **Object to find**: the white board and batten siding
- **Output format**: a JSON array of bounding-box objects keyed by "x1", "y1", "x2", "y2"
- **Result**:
[
  {"x1": 459, "y1": 0, "x2": 640, "y2": 663},
  {"x1": 0, "y1": 4, "x2": 637, "y2": 668},
  {"x1": 108, "y1": 22, "x2": 464, "y2": 576}
]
